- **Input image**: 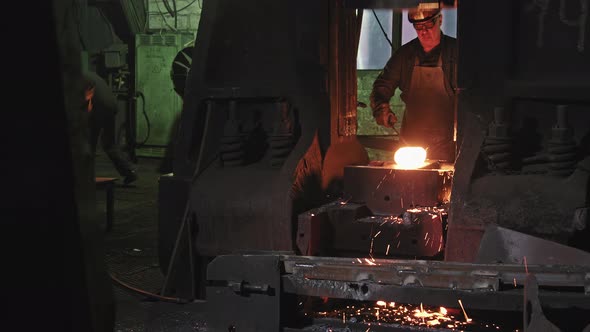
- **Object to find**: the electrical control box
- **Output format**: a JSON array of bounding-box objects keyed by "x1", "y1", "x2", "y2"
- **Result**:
[{"x1": 134, "y1": 33, "x2": 193, "y2": 157}]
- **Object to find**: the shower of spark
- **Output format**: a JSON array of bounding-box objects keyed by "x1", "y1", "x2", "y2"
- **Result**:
[
  {"x1": 365, "y1": 206, "x2": 447, "y2": 260},
  {"x1": 311, "y1": 300, "x2": 508, "y2": 330}
]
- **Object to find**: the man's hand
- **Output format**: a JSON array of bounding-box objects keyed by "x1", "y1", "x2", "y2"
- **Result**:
[{"x1": 373, "y1": 106, "x2": 398, "y2": 128}]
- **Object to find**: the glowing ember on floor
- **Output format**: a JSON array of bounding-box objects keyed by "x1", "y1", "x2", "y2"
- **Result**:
[{"x1": 310, "y1": 300, "x2": 513, "y2": 331}]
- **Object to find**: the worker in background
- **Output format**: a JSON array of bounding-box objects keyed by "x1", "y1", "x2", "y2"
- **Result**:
[
  {"x1": 84, "y1": 71, "x2": 138, "y2": 184},
  {"x1": 370, "y1": 4, "x2": 457, "y2": 161}
]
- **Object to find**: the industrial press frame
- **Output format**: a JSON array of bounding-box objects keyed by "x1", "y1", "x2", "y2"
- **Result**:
[{"x1": 157, "y1": 1, "x2": 590, "y2": 331}]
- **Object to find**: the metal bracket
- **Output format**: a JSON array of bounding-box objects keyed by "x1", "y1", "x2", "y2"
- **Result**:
[
  {"x1": 206, "y1": 254, "x2": 283, "y2": 332},
  {"x1": 523, "y1": 273, "x2": 561, "y2": 332}
]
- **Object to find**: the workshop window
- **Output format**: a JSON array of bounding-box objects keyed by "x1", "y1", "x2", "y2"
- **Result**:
[
  {"x1": 357, "y1": 9, "x2": 400, "y2": 144},
  {"x1": 357, "y1": 9, "x2": 393, "y2": 70}
]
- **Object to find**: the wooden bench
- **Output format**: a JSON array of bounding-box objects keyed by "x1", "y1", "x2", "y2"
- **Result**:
[{"x1": 95, "y1": 177, "x2": 117, "y2": 232}]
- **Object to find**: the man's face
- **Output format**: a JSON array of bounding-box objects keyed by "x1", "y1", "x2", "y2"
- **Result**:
[{"x1": 414, "y1": 14, "x2": 442, "y2": 50}]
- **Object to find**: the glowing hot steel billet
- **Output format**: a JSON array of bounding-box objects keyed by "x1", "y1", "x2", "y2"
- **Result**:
[{"x1": 394, "y1": 147, "x2": 427, "y2": 169}]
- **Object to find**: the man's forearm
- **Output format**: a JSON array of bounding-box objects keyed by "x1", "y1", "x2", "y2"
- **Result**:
[
  {"x1": 370, "y1": 69, "x2": 397, "y2": 111},
  {"x1": 370, "y1": 86, "x2": 394, "y2": 112}
]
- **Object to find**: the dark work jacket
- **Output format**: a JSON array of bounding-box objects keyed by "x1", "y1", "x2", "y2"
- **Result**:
[{"x1": 370, "y1": 34, "x2": 457, "y2": 111}]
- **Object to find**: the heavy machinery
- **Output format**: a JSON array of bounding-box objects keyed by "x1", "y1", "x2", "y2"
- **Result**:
[{"x1": 157, "y1": 0, "x2": 590, "y2": 330}]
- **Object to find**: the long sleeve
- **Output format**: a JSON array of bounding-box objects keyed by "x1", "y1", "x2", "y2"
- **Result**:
[{"x1": 370, "y1": 50, "x2": 403, "y2": 112}]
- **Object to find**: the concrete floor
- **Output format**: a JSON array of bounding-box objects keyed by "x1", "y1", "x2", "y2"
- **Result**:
[{"x1": 95, "y1": 153, "x2": 207, "y2": 331}]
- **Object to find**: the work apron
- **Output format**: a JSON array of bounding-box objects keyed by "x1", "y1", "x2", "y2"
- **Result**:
[{"x1": 401, "y1": 56, "x2": 455, "y2": 161}]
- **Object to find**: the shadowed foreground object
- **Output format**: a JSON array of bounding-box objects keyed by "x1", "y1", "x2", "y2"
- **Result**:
[{"x1": 3, "y1": 1, "x2": 114, "y2": 331}]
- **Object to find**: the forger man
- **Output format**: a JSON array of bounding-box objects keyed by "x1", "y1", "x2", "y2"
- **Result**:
[{"x1": 370, "y1": 4, "x2": 457, "y2": 161}]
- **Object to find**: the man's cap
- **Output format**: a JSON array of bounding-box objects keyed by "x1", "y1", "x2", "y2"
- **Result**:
[{"x1": 408, "y1": 3, "x2": 441, "y2": 23}]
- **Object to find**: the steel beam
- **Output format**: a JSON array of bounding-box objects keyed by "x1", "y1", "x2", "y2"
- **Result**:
[{"x1": 281, "y1": 255, "x2": 590, "y2": 310}]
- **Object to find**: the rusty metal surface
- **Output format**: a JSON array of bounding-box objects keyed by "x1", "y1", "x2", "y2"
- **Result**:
[
  {"x1": 476, "y1": 225, "x2": 590, "y2": 266},
  {"x1": 283, "y1": 275, "x2": 590, "y2": 312},
  {"x1": 280, "y1": 255, "x2": 590, "y2": 310},
  {"x1": 288, "y1": 264, "x2": 499, "y2": 291},
  {"x1": 283, "y1": 256, "x2": 589, "y2": 288},
  {"x1": 204, "y1": 254, "x2": 590, "y2": 332},
  {"x1": 343, "y1": 164, "x2": 453, "y2": 216}
]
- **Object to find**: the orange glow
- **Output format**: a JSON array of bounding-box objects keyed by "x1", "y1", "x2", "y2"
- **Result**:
[
  {"x1": 414, "y1": 303, "x2": 430, "y2": 318},
  {"x1": 364, "y1": 258, "x2": 377, "y2": 266},
  {"x1": 458, "y1": 299, "x2": 472, "y2": 323},
  {"x1": 394, "y1": 147, "x2": 427, "y2": 169},
  {"x1": 312, "y1": 301, "x2": 502, "y2": 329},
  {"x1": 85, "y1": 87, "x2": 95, "y2": 112}
]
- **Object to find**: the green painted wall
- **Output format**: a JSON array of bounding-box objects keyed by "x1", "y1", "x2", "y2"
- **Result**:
[
  {"x1": 135, "y1": 33, "x2": 194, "y2": 157},
  {"x1": 357, "y1": 70, "x2": 405, "y2": 161}
]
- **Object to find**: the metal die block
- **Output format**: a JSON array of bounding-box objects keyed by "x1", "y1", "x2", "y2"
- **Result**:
[
  {"x1": 343, "y1": 164, "x2": 453, "y2": 216},
  {"x1": 296, "y1": 210, "x2": 327, "y2": 256},
  {"x1": 297, "y1": 202, "x2": 372, "y2": 256},
  {"x1": 328, "y1": 209, "x2": 445, "y2": 258}
]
